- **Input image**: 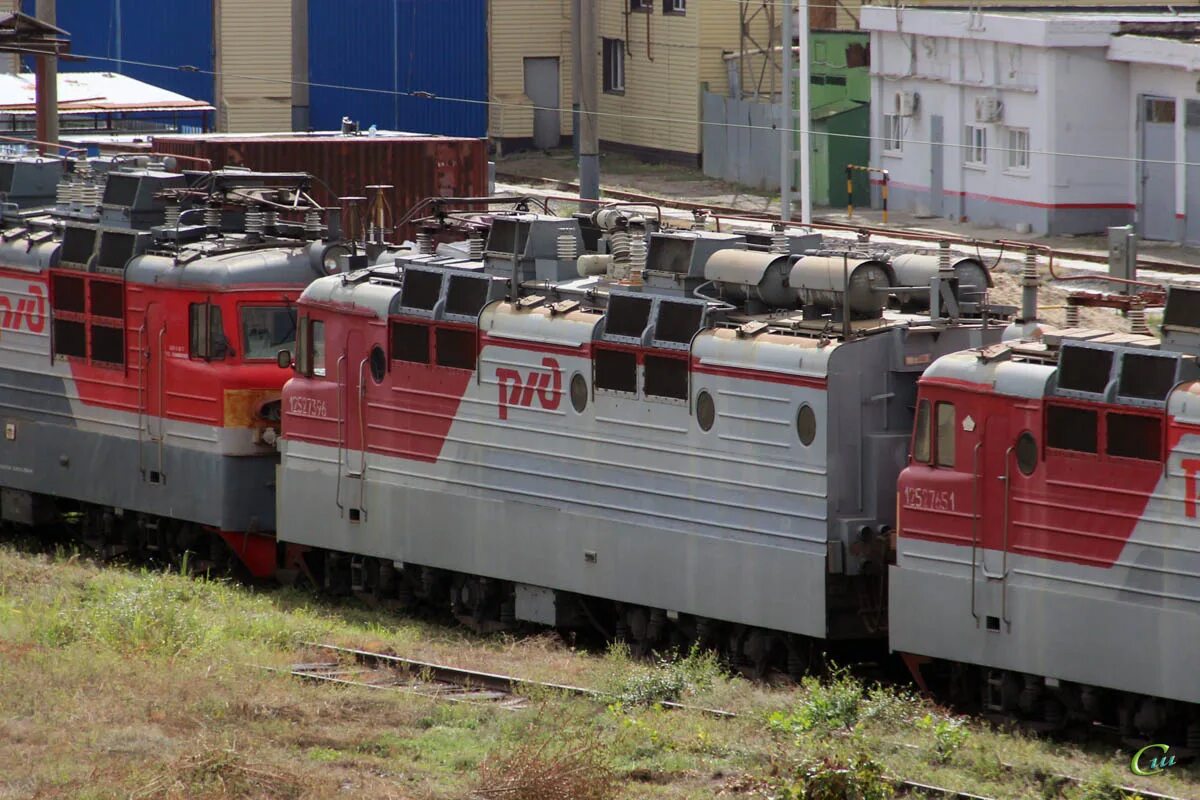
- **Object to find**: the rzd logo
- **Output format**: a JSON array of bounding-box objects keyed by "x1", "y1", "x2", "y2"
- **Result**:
[
  {"x1": 496, "y1": 357, "x2": 562, "y2": 419},
  {"x1": 0, "y1": 283, "x2": 46, "y2": 337}
]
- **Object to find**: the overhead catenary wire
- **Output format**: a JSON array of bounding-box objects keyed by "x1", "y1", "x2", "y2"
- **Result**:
[{"x1": 60, "y1": 49, "x2": 1200, "y2": 171}]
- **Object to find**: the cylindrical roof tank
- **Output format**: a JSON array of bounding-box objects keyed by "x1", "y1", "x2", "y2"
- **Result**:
[
  {"x1": 890, "y1": 253, "x2": 990, "y2": 310},
  {"x1": 703, "y1": 249, "x2": 794, "y2": 308},
  {"x1": 789, "y1": 255, "x2": 891, "y2": 318}
]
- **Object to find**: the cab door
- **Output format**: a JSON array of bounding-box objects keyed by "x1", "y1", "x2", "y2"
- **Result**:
[
  {"x1": 139, "y1": 301, "x2": 167, "y2": 483},
  {"x1": 977, "y1": 414, "x2": 1011, "y2": 630},
  {"x1": 336, "y1": 325, "x2": 368, "y2": 519}
]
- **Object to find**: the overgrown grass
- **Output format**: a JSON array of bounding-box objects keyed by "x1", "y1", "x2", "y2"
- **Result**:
[{"x1": 2, "y1": 546, "x2": 1200, "y2": 799}]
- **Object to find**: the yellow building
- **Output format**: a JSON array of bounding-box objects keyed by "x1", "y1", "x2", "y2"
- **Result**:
[{"x1": 490, "y1": 0, "x2": 827, "y2": 165}]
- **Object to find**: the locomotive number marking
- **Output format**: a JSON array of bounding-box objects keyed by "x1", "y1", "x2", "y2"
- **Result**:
[
  {"x1": 903, "y1": 486, "x2": 957, "y2": 512},
  {"x1": 496, "y1": 357, "x2": 562, "y2": 420},
  {"x1": 0, "y1": 283, "x2": 46, "y2": 337},
  {"x1": 288, "y1": 396, "x2": 328, "y2": 418}
]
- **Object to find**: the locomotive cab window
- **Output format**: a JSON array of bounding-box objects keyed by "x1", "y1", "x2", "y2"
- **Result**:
[
  {"x1": 935, "y1": 402, "x2": 956, "y2": 467},
  {"x1": 241, "y1": 306, "x2": 297, "y2": 361},
  {"x1": 189, "y1": 303, "x2": 229, "y2": 361},
  {"x1": 913, "y1": 399, "x2": 931, "y2": 464},
  {"x1": 310, "y1": 320, "x2": 326, "y2": 377}
]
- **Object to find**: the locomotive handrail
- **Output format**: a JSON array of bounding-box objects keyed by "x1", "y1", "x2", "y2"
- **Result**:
[
  {"x1": 335, "y1": 354, "x2": 347, "y2": 514},
  {"x1": 1001, "y1": 445, "x2": 1014, "y2": 629},
  {"x1": 971, "y1": 441, "x2": 981, "y2": 626},
  {"x1": 136, "y1": 322, "x2": 145, "y2": 476},
  {"x1": 356, "y1": 356, "x2": 370, "y2": 519},
  {"x1": 156, "y1": 325, "x2": 167, "y2": 478}
]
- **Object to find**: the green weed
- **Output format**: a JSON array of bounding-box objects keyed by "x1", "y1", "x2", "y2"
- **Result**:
[
  {"x1": 774, "y1": 747, "x2": 896, "y2": 800},
  {"x1": 915, "y1": 712, "x2": 970, "y2": 764},
  {"x1": 767, "y1": 666, "x2": 863, "y2": 735}
]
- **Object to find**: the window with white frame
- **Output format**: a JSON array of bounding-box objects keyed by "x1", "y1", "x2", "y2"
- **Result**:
[
  {"x1": 964, "y1": 124, "x2": 987, "y2": 166},
  {"x1": 603, "y1": 38, "x2": 625, "y2": 94},
  {"x1": 665, "y1": 0, "x2": 686, "y2": 13},
  {"x1": 1006, "y1": 127, "x2": 1030, "y2": 171},
  {"x1": 882, "y1": 114, "x2": 903, "y2": 153}
]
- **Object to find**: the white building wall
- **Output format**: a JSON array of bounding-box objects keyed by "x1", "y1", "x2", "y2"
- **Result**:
[
  {"x1": 1128, "y1": 63, "x2": 1199, "y2": 219},
  {"x1": 861, "y1": 6, "x2": 1164, "y2": 235}
]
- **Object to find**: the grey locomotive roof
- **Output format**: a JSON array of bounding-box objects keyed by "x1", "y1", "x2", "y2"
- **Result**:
[{"x1": 125, "y1": 241, "x2": 327, "y2": 289}]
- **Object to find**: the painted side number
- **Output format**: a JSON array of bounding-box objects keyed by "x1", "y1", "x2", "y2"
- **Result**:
[{"x1": 904, "y1": 486, "x2": 957, "y2": 512}]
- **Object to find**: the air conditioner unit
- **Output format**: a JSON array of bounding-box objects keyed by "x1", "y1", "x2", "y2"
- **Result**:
[
  {"x1": 894, "y1": 91, "x2": 917, "y2": 117},
  {"x1": 975, "y1": 96, "x2": 1004, "y2": 123}
]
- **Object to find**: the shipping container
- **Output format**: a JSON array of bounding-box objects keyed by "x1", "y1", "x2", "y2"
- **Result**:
[
  {"x1": 307, "y1": 0, "x2": 487, "y2": 138},
  {"x1": 152, "y1": 130, "x2": 488, "y2": 239},
  {"x1": 20, "y1": 0, "x2": 215, "y2": 106}
]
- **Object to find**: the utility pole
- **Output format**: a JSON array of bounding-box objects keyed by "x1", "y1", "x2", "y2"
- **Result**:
[
  {"x1": 797, "y1": 0, "x2": 812, "y2": 223},
  {"x1": 577, "y1": 0, "x2": 600, "y2": 211},
  {"x1": 35, "y1": 0, "x2": 58, "y2": 152},
  {"x1": 571, "y1": 0, "x2": 580, "y2": 157},
  {"x1": 780, "y1": 0, "x2": 792, "y2": 222}
]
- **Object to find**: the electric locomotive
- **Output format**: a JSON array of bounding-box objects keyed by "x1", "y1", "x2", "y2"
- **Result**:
[
  {"x1": 0, "y1": 156, "x2": 354, "y2": 576},
  {"x1": 895, "y1": 284, "x2": 1200, "y2": 739},
  {"x1": 276, "y1": 209, "x2": 1010, "y2": 672}
]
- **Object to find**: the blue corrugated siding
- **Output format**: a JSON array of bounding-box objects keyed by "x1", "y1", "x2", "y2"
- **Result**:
[
  {"x1": 20, "y1": 0, "x2": 214, "y2": 103},
  {"x1": 308, "y1": 0, "x2": 487, "y2": 137}
]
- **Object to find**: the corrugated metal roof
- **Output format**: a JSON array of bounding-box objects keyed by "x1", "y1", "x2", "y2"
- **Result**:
[{"x1": 0, "y1": 71, "x2": 214, "y2": 115}]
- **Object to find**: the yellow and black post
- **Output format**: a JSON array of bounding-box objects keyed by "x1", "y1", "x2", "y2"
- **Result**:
[
  {"x1": 881, "y1": 172, "x2": 889, "y2": 224},
  {"x1": 845, "y1": 164, "x2": 890, "y2": 225},
  {"x1": 846, "y1": 167, "x2": 854, "y2": 219}
]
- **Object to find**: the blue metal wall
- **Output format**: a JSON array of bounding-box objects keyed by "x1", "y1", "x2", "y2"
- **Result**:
[
  {"x1": 20, "y1": 0, "x2": 214, "y2": 103},
  {"x1": 307, "y1": 0, "x2": 487, "y2": 137}
]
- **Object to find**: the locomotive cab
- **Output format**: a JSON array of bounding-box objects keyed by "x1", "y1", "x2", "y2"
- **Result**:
[
  {"x1": 0, "y1": 161, "x2": 352, "y2": 578},
  {"x1": 893, "y1": 316, "x2": 1200, "y2": 729}
]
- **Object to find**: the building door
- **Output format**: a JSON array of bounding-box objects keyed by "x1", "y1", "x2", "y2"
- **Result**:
[
  {"x1": 1186, "y1": 101, "x2": 1200, "y2": 245},
  {"x1": 1139, "y1": 96, "x2": 1177, "y2": 242},
  {"x1": 929, "y1": 115, "x2": 944, "y2": 217},
  {"x1": 524, "y1": 57, "x2": 560, "y2": 150}
]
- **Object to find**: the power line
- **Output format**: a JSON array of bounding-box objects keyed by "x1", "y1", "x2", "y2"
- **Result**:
[{"x1": 64, "y1": 50, "x2": 1200, "y2": 170}]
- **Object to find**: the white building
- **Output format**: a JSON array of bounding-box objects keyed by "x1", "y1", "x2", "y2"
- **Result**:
[{"x1": 861, "y1": 7, "x2": 1200, "y2": 239}]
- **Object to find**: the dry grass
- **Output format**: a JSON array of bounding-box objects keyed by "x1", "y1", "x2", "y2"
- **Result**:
[
  {"x1": 2, "y1": 546, "x2": 1200, "y2": 799},
  {"x1": 475, "y1": 714, "x2": 619, "y2": 800}
]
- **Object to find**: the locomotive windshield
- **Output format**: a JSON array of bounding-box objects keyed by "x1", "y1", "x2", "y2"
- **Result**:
[{"x1": 241, "y1": 306, "x2": 298, "y2": 361}]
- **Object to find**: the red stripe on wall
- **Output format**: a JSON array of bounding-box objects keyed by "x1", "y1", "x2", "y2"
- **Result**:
[{"x1": 869, "y1": 178, "x2": 1134, "y2": 211}]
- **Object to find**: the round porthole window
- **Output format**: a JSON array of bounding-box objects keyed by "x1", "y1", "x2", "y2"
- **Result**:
[
  {"x1": 570, "y1": 373, "x2": 588, "y2": 413},
  {"x1": 797, "y1": 404, "x2": 817, "y2": 446},
  {"x1": 369, "y1": 345, "x2": 386, "y2": 384},
  {"x1": 696, "y1": 390, "x2": 716, "y2": 432},
  {"x1": 1016, "y1": 431, "x2": 1038, "y2": 476}
]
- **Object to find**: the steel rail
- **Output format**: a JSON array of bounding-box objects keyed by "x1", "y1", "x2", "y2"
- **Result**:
[
  {"x1": 496, "y1": 171, "x2": 1200, "y2": 277},
  {"x1": 305, "y1": 642, "x2": 737, "y2": 718}
]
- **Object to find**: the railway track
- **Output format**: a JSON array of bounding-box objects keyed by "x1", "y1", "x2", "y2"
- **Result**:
[
  {"x1": 496, "y1": 170, "x2": 1200, "y2": 278},
  {"x1": 272, "y1": 643, "x2": 1188, "y2": 800}
]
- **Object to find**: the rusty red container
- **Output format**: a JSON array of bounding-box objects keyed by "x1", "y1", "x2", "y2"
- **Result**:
[{"x1": 152, "y1": 131, "x2": 488, "y2": 240}]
